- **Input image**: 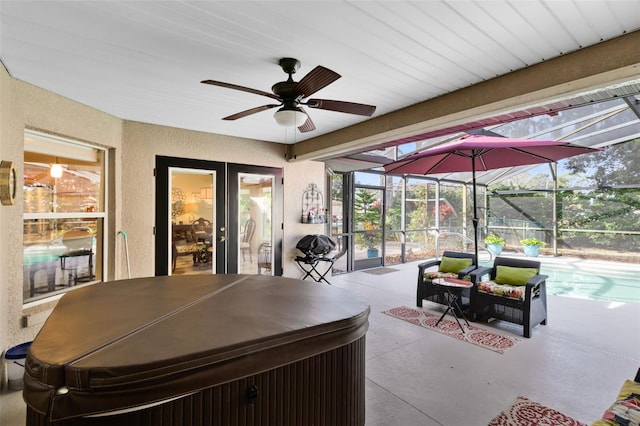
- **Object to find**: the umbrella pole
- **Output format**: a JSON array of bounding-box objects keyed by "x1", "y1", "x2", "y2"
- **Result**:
[{"x1": 472, "y1": 156, "x2": 479, "y2": 263}]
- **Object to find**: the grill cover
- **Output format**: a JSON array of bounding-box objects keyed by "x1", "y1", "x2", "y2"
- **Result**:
[
  {"x1": 295, "y1": 234, "x2": 336, "y2": 256},
  {"x1": 23, "y1": 274, "x2": 369, "y2": 422}
]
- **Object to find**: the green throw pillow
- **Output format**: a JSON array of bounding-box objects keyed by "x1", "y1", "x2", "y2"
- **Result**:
[
  {"x1": 438, "y1": 256, "x2": 472, "y2": 274},
  {"x1": 495, "y1": 265, "x2": 538, "y2": 286}
]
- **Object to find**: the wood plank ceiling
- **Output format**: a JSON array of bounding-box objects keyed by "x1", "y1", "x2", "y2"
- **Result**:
[{"x1": 1, "y1": 1, "x2": 639, "y2": 161}]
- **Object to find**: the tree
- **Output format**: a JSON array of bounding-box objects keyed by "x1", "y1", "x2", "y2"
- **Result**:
[
  {"x1": 564, "y1": 139, "x2": 640, "y2": 187},
  {"x1": 487, "y1": 139, "x2": 640, "y2": 252},
  {"x1": 354, "y1": 189, "x2": 382, "y2": 249}
]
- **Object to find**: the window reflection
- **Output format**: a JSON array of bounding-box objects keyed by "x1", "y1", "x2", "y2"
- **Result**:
[
  {"x1": 23, "y1": 131, "x2": 105, "y2": 303},
  {"x1": 170, "y1": 170, "x2": 215, "y2": 276},
  {"x1": 238, "y1": 173, "x2": 273, "y2": 275}
]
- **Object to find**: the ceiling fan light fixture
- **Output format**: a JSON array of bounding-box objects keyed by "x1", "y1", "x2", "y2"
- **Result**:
[
  {"x1": 274, "y1": 108, "x2": 307, "y2": 127},
  {"x1": 202, "y1": 58, "x2": 374, "y2": 133},
  {"x1": 50, "y1": 162, "x2": 63, "y2": 178}
]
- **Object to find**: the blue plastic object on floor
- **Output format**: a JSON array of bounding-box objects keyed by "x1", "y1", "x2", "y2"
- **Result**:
[
  {"x1": 5, "y1": 341, "x2": 32, "y2": 390},
  {"x1": 5, "y1": 341, "x2": 31, "y2": 360}
]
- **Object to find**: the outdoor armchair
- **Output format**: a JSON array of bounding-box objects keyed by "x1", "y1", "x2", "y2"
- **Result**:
[
  {"x1": 417, "y1": 251, "x2": 477, "y2": 315},
  {"x1": 469, "y1": 257, "x2": 548, "y2": 338}
]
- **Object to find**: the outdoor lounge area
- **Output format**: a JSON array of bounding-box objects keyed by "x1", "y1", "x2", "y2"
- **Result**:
[
  {"x1": 2, "y1": 3, "x2": 640, "y2": 426},
  {"x1": 2, "y1": 257, "x2": 638, "y2": 425}
]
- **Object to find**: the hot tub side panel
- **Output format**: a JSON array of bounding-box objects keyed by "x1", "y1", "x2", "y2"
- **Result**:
[{"x1": 25, "y1": 335, "x2": 366, "y2": 426}]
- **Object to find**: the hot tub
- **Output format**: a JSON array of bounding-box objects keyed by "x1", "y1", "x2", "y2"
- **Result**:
[{"x1": 23, "y1": 274, "x2": 369, "y2": 425}]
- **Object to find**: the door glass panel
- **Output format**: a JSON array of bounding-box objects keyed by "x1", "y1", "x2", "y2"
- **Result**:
[
  {"x1": 330, "y1": 174, "x2": 347, "y2": 273},
  {"x1": 331, "y1": 174, "x2": 345, "y2": 235},
  {"x1": 354, "y1": 187, "x2": 383, "y2": 261},
  {"x1": 169, "y1": 168, "x2": 215, "y2": 275},
  {"x1": 238, "y1": 173, "x2": 273, "y2": 275}
]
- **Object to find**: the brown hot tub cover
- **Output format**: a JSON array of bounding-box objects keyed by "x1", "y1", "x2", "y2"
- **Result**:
[{"x1": 23, "y1": 274, "x2": 369, "y2": 422}]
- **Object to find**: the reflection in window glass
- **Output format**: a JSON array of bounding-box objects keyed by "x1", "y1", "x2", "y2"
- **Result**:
[
  {"x1": 24, "y1": 162, "x2": 103, "y2": 213},
  {"x1": 238, "y1": 173, "x2": 273, "y2": 275},
  {"x1": 170, "y1": 170, "x2": 215, "y2": 276},
  {"x1": 23, "y1": 131, "x2": 105, "y2": 303},
  {"x1": 330, "y1": 174, "x2": 345, "y2": 235}
]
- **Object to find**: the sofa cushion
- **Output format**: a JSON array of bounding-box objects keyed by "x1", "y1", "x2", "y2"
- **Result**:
[
  {"x1": 495, "y1": 265, "x2": 538, "y2": 286},
  {"x1": 592, "y1": 379, "x2": 640, "y2": 426},
  {"x1": 477, "y1": 280, "x2": 526, "y2": 301},
  {"x1": 438, "y1": 256, "x2": 472, "y2": 274}
]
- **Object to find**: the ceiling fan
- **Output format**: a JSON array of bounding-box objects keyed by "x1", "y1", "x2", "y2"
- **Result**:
[{"x1": 201, "y1": 58, "x2": 376, "y2": 133}]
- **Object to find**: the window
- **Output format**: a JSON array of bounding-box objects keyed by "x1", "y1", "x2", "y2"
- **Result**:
[{"x1": 23, "y1": 130, "x2": 106, "y2": 303}]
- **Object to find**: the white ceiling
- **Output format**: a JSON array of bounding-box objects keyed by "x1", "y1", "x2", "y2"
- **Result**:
[{"x1": 1, "y1": 1, "x2": 639, "y2": 145}]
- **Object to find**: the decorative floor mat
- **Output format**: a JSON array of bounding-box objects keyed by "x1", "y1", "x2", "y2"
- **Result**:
[
  {"x1": 487, "y1": 395, "x2": 586, "y2": 426},
  {"x1": 383, "y1": 306, "x2": 521, "y2": 354}
]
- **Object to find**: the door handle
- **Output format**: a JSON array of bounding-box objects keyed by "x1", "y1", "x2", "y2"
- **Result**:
[{"x1": 218, "y1": 236, "x2": 226, "y2": 242}]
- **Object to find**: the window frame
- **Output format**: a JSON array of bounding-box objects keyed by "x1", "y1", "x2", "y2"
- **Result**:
[{"x1": 22, "y1": 129, "x2": 108, "y2": 305}]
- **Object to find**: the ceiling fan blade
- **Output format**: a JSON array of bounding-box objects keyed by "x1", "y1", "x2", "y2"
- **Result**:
[
  {"x1": 298, "y1": 110, "x2": 316, "y2": 133},
  {"x1": 223, "y1": 104, "x2": 279, "y2": 121},
  {"x1": 306, "y1": 99, "x2": 376, "y2": 116},
  {"x1": 201, "y1": 80, "x2": 281, "y2": 101},
  {"x1": 293, "y1": 66, "x2": 341, "y2": 97}
]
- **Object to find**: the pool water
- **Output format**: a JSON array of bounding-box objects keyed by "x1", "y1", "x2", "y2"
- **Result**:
[{"x1": 540, "y1": 261, "x2": 640, "y2": 304}]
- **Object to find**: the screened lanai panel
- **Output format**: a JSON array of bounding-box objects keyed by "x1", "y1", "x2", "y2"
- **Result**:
[
  {"x1": 385, "y1": 175, "x2": 403, "y2": 232},
  {"x1": 533, "y1": 107, "x2": 640, "y2": 148},
  {"x1": 486, "y1": 97, "x2": 640, "y2": 144},
  {"x1": 403, "y1": 178, "x2": 436, "y2": 259},
  {"x1": 558, "y1": 231, "x2": 640, "y2": 260},
  {"x1": 557, "y1": 187, "x2": 640, "y2": 258},
  {"x1": 563, "y1": 110, "x2": 640, "y2": 147},
  {"x1": 378, "y1": 96, "x2": 640, "y2": 189},
  {"x1": 558, "y1": 188, "x2": 640, "y2": 233},
  {"x1": 385, "y1": 176, "x2": 403, "y2": 265},
  {"x1": 354, "y1": 171, "x2": 384, "y2": 186},
  {"x1": 487, "y1": 192, "x2": 554, "y2": 245},
  {"x1": 405, "y1": 178, "x2": 434, "y2": 231},
  {"x1": 440, "y1": 183, "x2": 465, "y2": 232},
  {"x1": 562, "y1": 139, "x2": 640, "y2": 187}
]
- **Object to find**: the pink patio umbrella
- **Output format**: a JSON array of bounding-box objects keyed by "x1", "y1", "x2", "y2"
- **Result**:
[{"x1": 383, "y1": 134, "x2": 601, "y2": 260}]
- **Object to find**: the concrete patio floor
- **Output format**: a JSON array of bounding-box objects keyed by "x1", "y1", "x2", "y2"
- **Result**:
[{"x1": 330, "y1": 259, "x2": 639, "y2": 425}]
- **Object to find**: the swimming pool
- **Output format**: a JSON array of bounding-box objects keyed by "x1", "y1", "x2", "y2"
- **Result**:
[{"x1": 539, "y1": 258, "x2": 640, "y2": 304}]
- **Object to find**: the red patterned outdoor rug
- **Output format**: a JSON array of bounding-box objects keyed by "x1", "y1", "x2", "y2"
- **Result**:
[
  {"x1": 488, "y1": 396, "x2": 586, "y2": 426},
  {"x1": 382, "y1": 306, "x2": 521, "y2": 354}
]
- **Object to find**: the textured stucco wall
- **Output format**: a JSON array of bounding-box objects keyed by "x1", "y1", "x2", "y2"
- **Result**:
[
  {"x1": 0, "y1": 63, "x2": 14, "y2": 385},
  {"x1": 0, "y1": 68, "x2": 327, "y2": 386},
  {"x1": 0, "y1": 67, "x2": 124, "y2": 388},
  {"x1": 121, "y1": 121, "x2": 326, "y2": 279}
]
